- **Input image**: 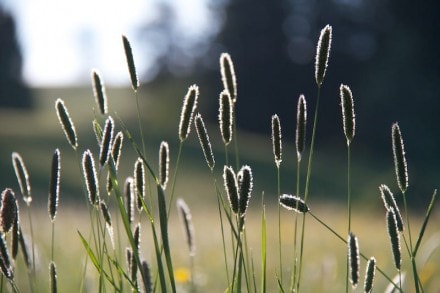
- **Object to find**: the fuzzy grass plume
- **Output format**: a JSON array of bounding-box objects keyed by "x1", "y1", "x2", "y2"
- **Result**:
[
  {"x1": 391, "y1": 123, "x2": 408, "y2": 193},
  {"x1": 177, "y1": 199, "x2": 195, "y2": 256},
  {"x1": 386, "y1": 208, "x2": 401, "y2": 270},
  {"x1": 122, "y1": 35, "x2": 139, "y2": 91},
  {"x1": 194, "y1": 113, "x2": 215, "y2": 170},
  {"x1": 348, "y1": 232, "x2": 360, "y2": 288},
  {"x1": 237, "y1": 165, "x2": 253, "y2": 218},
  {"x1": 179, "y1": 85, "x2": 199, "y2": 142},
  {"x1": 159, "y1": 141, "x2": 169, "y2": 190},
  {"x1": 99, "y1": 116, "x2": 114, "y2": 168},
  {"x1": 12, "y1": 152, "x2": 32, "y2": 204},
  {"x1": 364, "y1": 257, "x2": 376, "y2": 293},
  {"x1": 339, "y1": 84, "x2": 355, "y2": 145},
  {"x1": 48, "y1": 149, "x2": 61, "y2": 222},
  {"x1": 223, "y1": 166, "x2": 239, "y2": 214},
  {"x1": 220, "y1": 53, "x2": 237, "y2": 103},
  {"x1": 271, "y1": 114, "x2": 282, "y2": 167},
  {"x1": 296, "y1": 95, "x2": 307, "y2": 161},
  {"x1": 50, "y1": 261, "x2": 57, "y2": 293},
  {"x1": 124, "y1": 177, "x2": 134, "y2": 224},
  {"x1": 91, "y1": 69, "x2": 107, "y2": 115},
  {"x1": 0, "y1": 188, "x2": 18, "y2": 233},
  {"x1": 219, "y1": 90, "x2": 233, "y2": 145},
  {"x1": 82, "y1": 150, "x2": 99, "y2": 206},
  {"x1": 134, "y1": 158, "x2": 145, "y2": 212},
  {"x1": 0, "y1": 233, "x2": 13, "y2": 280},
  {"x1": 55, "y1": 98, "x2": 78, "y2": 149},
  {"x1": 279, "y1": 194, "x2": 309, "y2": 214},
  {"x1": 315, "y1": 25, "x2": 332, "y2": 87},
  {"x1": 379, "y1": 184, "x2": 404, "y2": 232}
]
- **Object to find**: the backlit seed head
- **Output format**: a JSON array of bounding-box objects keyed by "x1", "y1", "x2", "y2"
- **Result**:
[
  {"x1": 379, "y1": 184, "x2": 404, "y2": 232},
  {"x1": 392, "y1": 123, "x2": 408, "y2": 193},
  {"x1": 48, "y1": 149, "x2": 61, "y2": 222},
  {"x1": 124, "y1": 177, "x2": 134, "y2": 224},
  {"x1": 0, "y1": 189, "x2": 18, "y2": 233},
  {"x1": 55, "y1": 98, "x2": 78, "y2": 149},
  {"x1": 50, "y1": 261, "x2": 57, "y2": 293},
  {"x1": 91, "y1": 69, "x2": 107, "y2": 114},
  {"x1": 386, "y1": 208, "x2": 401, "y2": 270},
  {"x1": 219, "y1": 90, "x2": 233, "y2": 145},
  {"x1": 237, "y1": 165, "x2": 253, "y2": 218},
  {"x1": 122, "y1": 35, "x2": 139, "y2": 90},
  {"x1": 99, "y1": 116, "x2": 114, "y2": 167},
  {"x1": 82, "y1": 150, "x2": 99, "y2": 206},
  {"x1": 159, "y1": 141, "x2": 169, "y2": 190},
  {"x1": 296, "y1": 95, "x2": 307, "y2": 161},
  {"x1": 271, "y1": 114, "x2": 282, "y2": 167},
  {"x1": 220, "y1": 53, "x2": 237, "y2": 103},
  {"x1": 315, "y1": 25, "x2": 332, "y2": 87},
  {"x1": 134, "y1": 158, "x2": 145, "y2": 212},
  {"x1": 177, "y1": 199, "x2": 196, "y2": 256},
  {"x1": 141, "y1": 260, "x2": 153, "y2": 293},
  {"x1": 279, "y1": 194, "x2": 309, "y2": 213},
  {"x1": 340, "y1": 84, "x2": 356, "y2": 145},
  {"x1": 223, "y1": 166, "x2": 239, "y2": 214},
  {"x1": 195, "y1": 113, "x2": 215, "y2": 170},
  {"x1": 364, "y1": 257, "x2": 376, "y2": 293},
  {"x1": 348, "y1": 232, "x2": 360, "y2": 288},
  {"x1": 100, "y1": 201, "x2": 114, "y2": 247},
  {"x1": 178, "y1": 85, "x2": 199, "y2": 141},
  {"x1": 0, "y1": 233, "x2": 13, "y2": 280},
  {"x1": 12, "y1": 152, "x2": 32, "y2": 204},
  {"x1": 107, "y1": 131, "x2": 124, "y2": 194}
]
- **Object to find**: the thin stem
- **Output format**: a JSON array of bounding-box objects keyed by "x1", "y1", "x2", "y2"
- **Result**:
[
  {"x1": 345, "y1": 144, "x2": 352, "y2": 293},
  {"x1": 233, "y1": 111, "x2": 240, "y2": 170},
  {"x1": 51, "y1": 221, "x2": 55, "y2": 262},
  {"x1": 290, "y1": 161, "x2": 301, "y2": 291},
  {"x1": 134, "y1": 89, "x2": 146, "y2": 157},
  {"x1": 402, "y1": 191, "x2": 418, "y2": 292},
  {"x1": 276, "y1": 166, "x2": 283, "y2": 287},
  {"x1": 167, "y1": 142, "x2": 183, "y2": 218}
]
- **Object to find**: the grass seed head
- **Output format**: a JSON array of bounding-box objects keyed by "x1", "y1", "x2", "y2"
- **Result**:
[
  {"x1": 141, "y1": 260, "x2": 153, "y2": 293},
  {"x1": 392, "y1": 123, "x2": 408, "y2": 193},
  {"x1": 55, "y1": 98, "x2": 78, "y2": 149},
  {"x1": 379, "y1": 184, "x2": 404, "y2": 232},
  {"x1": 340, "y1": 84, "x2": 356, "y2": 145},
  {"x1": 223, "y1": 166, "x2": 239, "y2": 214},
  {"x1": 107, "y1": 131, "x2": 124, "y2": 194},
  {"x1": 12, "y1": 152, "x2": 32, "y2": 204},
  {"x1": 100, "y1": 201, "x2": 114, "y2": 247},
  {"x1": 82, "y1": 150, "x2": 100, "y2": 206},
  {"x1": 179, "y1": 85, "x2": 199, "y2": 141},
  {"x1": 159, "y1": 141, "x2": 170, "y2": 190},
  {"x1": 122, "y1": 35, "x2": 139, "y2": 90},
  {"x1": 271, "y1": 114, "x2": 282, "y2": 167},
  {"x1": 386, "y1": 208, "x2": 401, "y2": 270},
  {"x1": 99, "y1": 116, "x2": 114, "y2": 168},
  {"x1": 348, "y1": 232, "x2": 360, "y2": 288},
  {"x1": 177, "y1": 199, "x2": 196, "y2": 256},
  {"x1": 296, "y1": 95, "x2": 307, "y2": 161},
  {"x1": 279, "y1": 194, "x2": 310, "y2": 213},
  {"x1": 315, "y1": 25, "x2": 332, "y2": 87},
  {"x1": 50, "y1": 261, "x2": 57, "y2": 293},
  {"x1": 11, "y1": 220, "x2": 19, "y2": 260},
  {"x1": 0, "y1": 188, "x2": 18, "y2": 233},
  {"x1": 0, "y1": 233, "x2": 13, "y2": 280},
  {"x1": 124, "y1": 177, "x2": 134, "y2": 224},
  {"x1": 219, "y1": 90, "x2": 233, "y2": 145},
  {"x1": 220, "y1": 52, "x2": 237, "y2": 103},
  {"x1": 48, "y1": 149, "x2": 61, "y2": 222},
  {"x1": 134, "y1": 158, "x2": 145, "y2": 212},
  {"x1": 195, "y1": 113, "x2": 215, "y2": 170},
  {"x1": 91, "y1": 69, "x2": 107, "y2": 114},
  {"x1": 364, "y1": 257, "x2": 376, "y2": 293},
  {"x1": 237, "y1": 165, "x2": 253, "y2": 218}
]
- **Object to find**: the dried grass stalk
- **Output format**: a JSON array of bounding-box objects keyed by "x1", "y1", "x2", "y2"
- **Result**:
[
  {"x1": 12, "y1": 152, "x2": 32, "y2": 204},
  {"x1": 296, "y1": 95, "x2": 307, "y2": 161},
  {"x1": 340, "y1": 84, "x2": 356, "y2": 145},
  {"x1": 219, "y1": 90, "x2": 233, "y2": 145},
  {"x1": 315, "y1": 25, "x2": 332, "y2": 87},
  {"x1": 82, "y1": 150, "x2": 100, "y2": 206},
  {"x1": 279, "y1": 194, "x2": 309, "y2": 213},
  {"x1": 220, "y1": 53, "x2": 237, "y2": 103},
  {"x1": 55, "y1": 98, "x2": 78, "y2": 149},
  {"x1": 391, "y1": 123, "x2": 408, "y2": 193},
  {"x1": 177, "y1": 199, "x2": 195, "y2": 256},
  {"x1": 178, "y1": 85, "x2": 199, "y2": 141},
  {"x1": 159, "y1": 141, "x2": 169, "y2": 190},
  {"x1": 122, "y1": 35, "x2": 139, "y2": 90},
  {"x1": 91, "y1": 69, "x2": 107, "y2": 114},
  {"x1": 49, "y1": 149, "x2": 61, "y2": 222},
  {"x1": 271, "y1": 114, "x2": 282, "y2": 167},
  {"x1": 194, "y1": 113, "x2": 215, "y2": 170}
]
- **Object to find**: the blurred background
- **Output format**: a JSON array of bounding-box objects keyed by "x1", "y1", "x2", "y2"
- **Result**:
[{"x1": 0, "y1": 0, "x2": 439, "y2": 207}]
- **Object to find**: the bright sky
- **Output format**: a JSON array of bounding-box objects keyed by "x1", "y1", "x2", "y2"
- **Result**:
[{"x1": 2, "y1": 0, "x2": 216, "y2": 86}]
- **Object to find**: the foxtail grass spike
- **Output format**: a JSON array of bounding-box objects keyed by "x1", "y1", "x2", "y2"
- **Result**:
[
  {"x1": 131, "y1": 224, "x2": 141, "y2": 287},
  {"x1": 177, "y1": 199, "x2": 196, "y2": 256},
  {"x1": 237, "y1": 165, "x2": 253, "y2": 218},
  {"x1": 296, "y1": 94, "x2": 307, "y2": 161},
  {"x1": 391, "y1": 123, "x2": 408, "y2": 193},
  {"x1": 12, "y1": 152, "x2": 32, "y2": 204},
  {"x1": 50, "y1": 261, "x2": 57, "y2": 293},
  {"x1": 91, "y1": 69, "x2": 107, "y2": 114},
  {"x1": 159, "y1": 141, "x2": 169, "y2": 190},
  {"x1": 100, "y1": 201, "x2": 114, "y2": 247},
  {"x1": 279, "y1": 194, "x2": 309, "y2": 213},
  {"x1": 1, "y1": 188, "x2": 18, "y2": 233},
  {"x1": 271, "y1": 114, "x2": 282, "y2": 167},
  {"x1": 340, "y1": 84, "x2": 356, "y2": 145},
  {"x1": 99, "y1": 116, "x2": 114, "y2": 167},
  {"x1": 386, "y1": 208, "x2": 401, "y2": 270},
  {"x1": 195, "y1": 113, "x2": 215, "y2": 170},
  {"x1": 107, "y1": 131, "x2": 124, "y2": 193},
  {"x1": 82, "y1": 150, "x2": 99, "y2": 206},
  {"x1": 134, "y1": 158, "x2": 145, "y2": 212},
  {"x1": 220, "y1": 53, "x2": 237, "y2": 103},
  {"x1": 55, "y1": 98, "x2": 78, "y2": 149},
  {"x1": 141, "y1": 260, "x2": 153, "y2": 293},
  {"x1": 315, "y1": 25, "x2": 332, "y2": 87},
  {"x1": 364, "y1": 257, "x2": 376, "y2": 293},
  {"x1": 223, "y1": 166, "x2": 239, "y2": 214},
  {"x1": 122, "y1": 35, "x2": 139, "y2": 90},
  {"x1": 348, "y1": 232, "x2": 360, "y2": 288},
  {"x1": 49, "y1": 149, "x2": 61, "y2": 222},
  {"x1": 219, "y1": 90, "x2": 233, "y2": 145},
  {"x1": 11, "y1": 220, "x2": 19, "y2": 260},
  {"x1": 379, "y1": 184, "x2": 404, "y2": 232},
  {"x1": 178, "y1": 85, "x2": 199, "y2": 141},
  {"x1": 124, "y1": 177, "x2": 134, "y2": 224},
  {"x1": 0, "y1": 233, "x2": 13, "y2": 280}
]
